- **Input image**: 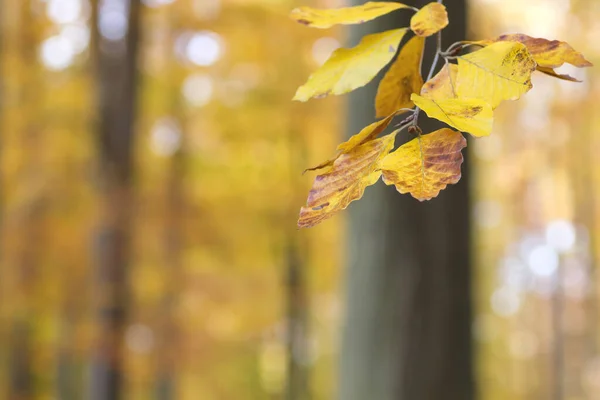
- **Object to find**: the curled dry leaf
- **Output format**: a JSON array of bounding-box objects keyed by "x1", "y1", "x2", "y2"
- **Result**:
[
  {"x1": 456, "y1": 41, "x2": 536, "y2": 109},
  {"x1": 536, "y1": 66, "x2": 581, "y2": 82},
  {"x1": 375, "y1": 35, "x2": 425, "y2": 118},
  {"x1": 293, "y1": 28, "x2": 407, "y2": 101},
  {"x1": 298, "y1": 134, "x2": 396, "y2": 228},
  {"x1": 290, "y1": 2, "x2": 410, "y2": 29},
  {"x1": 411, "y1": 93, "x2": 493, "y2": 137},
  {"x1": 410, "y1": 2, "x2": 448, "y2": 37},
  {"x1": 420, "y1": 63, "x2": 458, "y2": 100},
  {"x1": 305, "y1": 112, "x2": 398, "y2": 173},
  {"x1": 381, "y1": 128, "x2": 466, "y2": 201}
]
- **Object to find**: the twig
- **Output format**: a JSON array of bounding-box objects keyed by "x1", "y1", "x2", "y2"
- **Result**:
[{"x1": 412, "y1": 30, "x2": 443, "y2": 128}]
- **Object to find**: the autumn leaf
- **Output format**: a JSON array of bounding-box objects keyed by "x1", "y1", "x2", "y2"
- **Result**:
[
  {"x1": 375, "y1": 35, "x2": 425, "y2": 118},
  {"x1": 298, "y1": 134, "x2": 396, "y2": 228},
  {"x1": 536, "y1": 66, "x2": 580, "y2": 82},
  {"x1": 469, "y1": 34, "x2": 592, "y2": 82},
  {"x1": 455, "y1": 41, "x2": 536, "y2": 109},
  {"x1": 411, "y1": 93, "x2": 493, "y2": 137},
  {"x1": 290, "y1": 2, "x2": 410, "y2": 29},
  {"x1": 410, "y1": 2, "x2": 448, "y2": 37},
  {"x1": 473, "y1": 33, "x2": 592, "y2": 69},
  {"x1": 294, "y1": 28, "x2": 408, "y2": 101},
  {"x1": 381, "y1": 128, "x2": 466, "y2": 201},
  {"x1": 420, "y1": 63, "x2": 458, "y2": 100},
  {"x1": 305, "y1": 112, "x2": 398, "y2": 172}
]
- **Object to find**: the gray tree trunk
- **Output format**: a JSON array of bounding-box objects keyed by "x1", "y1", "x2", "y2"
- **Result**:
[
  {"x1": 90, "y1": 1, "x2": 141, "y2": 399},
  {"x1": 339, "y1": 1, "x2": 474, "y2": 399}
]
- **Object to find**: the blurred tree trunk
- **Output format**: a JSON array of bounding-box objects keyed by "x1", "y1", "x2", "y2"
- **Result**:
[
  {"x1": 90, "y1": 1, "x2": 141, "y2": 399},
  {"x1": 339, "y1": 1, "x2": 474, "y2": 400}
]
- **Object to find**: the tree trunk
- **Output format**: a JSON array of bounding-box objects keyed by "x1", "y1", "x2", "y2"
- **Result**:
[
  {"x1": 339, "y1": 1, "x2": 474, "y2": 399},
  {"x1": 90, "y1": 1, "x2": 141, "y2": 399}
]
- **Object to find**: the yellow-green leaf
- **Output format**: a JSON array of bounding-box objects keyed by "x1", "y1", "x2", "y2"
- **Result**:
[
  {"x1": 298, "y1": 134, "x2": 396, "y2": 228},
  {"x1": 294, "y1": 28, "x2": 408, "y2": 101},
  {"x1": 410, "y1": 2, "x2": 448, "y2": 37},
  {"x1": 305, "y1": 112, "x2": 398, "y2": 172},
  {"x1": 455, "y1": 41, "x2": 536, "y2": 109},
  {"x1": 411, "y1": 93, "x2": 493, "y2": 137},
  {"x1": 381, "y1": 128, "x2": 466, "y2": 201},
  {"x1": 290, "y1": 2, "x2": 410, "y2": 29},
  {"x1": 473, "y1": 33, "x2": 592, "y2": 69},
  {"x1": 375, "y1": 35, "x2": 425, "y2": 117},
  {"x1": 420, "y1": 63, "x2": 458, "y2": 100}
]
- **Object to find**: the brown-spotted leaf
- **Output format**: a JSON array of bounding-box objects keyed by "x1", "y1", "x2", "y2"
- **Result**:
[
  {"x1": 420, "y1": 63, "x2": 458, "y2": 100},
  {"x1": 456, "y1": 41, "x2": 536, "y2": 109},
  {"x1": 381, "y1": 128, "x2": 466, "y2": 201},
  {"x1": 298, "y1": 134, "x2": 396, "y2": 228},
  {"x1": 375, "y1": 35, "x2": 425, "y2": 118},
  {"x1": 411, "y1": 93, "x2": 493, "y2": 137},
  {"x1": 305, "y1": 112, "x2": 398, "y2": 172},
  {"x1": 474, "y1": 33, "x2": 592, "y2": 69},
  {"x1": 410, "y1": 2, "x2": 448, "y2": 37},
  {"x1": 290, "y1": 2, "x2": 410, "y2": 29}
]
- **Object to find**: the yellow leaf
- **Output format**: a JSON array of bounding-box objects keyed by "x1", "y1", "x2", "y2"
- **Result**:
[
  {"x1": 290, "y1": 2, "x2": 410, "y2": 29},
  {"x1": 375, "y1": 36, "x2": 425, "y2": 118},
  {"x1": 536, "y1": 66, "x2": 580, "y2": 82},
  {"x1": 305, "y1": 112, "x2": 397, "y2": 172},
  {"x1": 381, "y1": 128, "x2": 466, "y2": 201},
  {"x1": 455, "y1": 41, "x2": 536, "y2": 109},
  {"x1": 420, "y1": 63, "x2": 458, "y2": 100},
  {"x1": 474, "y1": 33, "x2": 592, "y2": 69},
  {"x1": 411, "y1": 93, "x2": 493, "y2": 137},
  {"x1": 410, "y1": 2, "x2": 448, "y2": 37},
  {"x1": 294, "y1": 29, "x2": 408, "y2": 101},
  {"x1": 298, "y1": 134, "x2": 396, "y2": 228}
]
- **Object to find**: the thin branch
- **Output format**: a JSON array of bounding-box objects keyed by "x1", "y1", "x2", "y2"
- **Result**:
[{"x1": 412, "y1": 30, "x2": 443, "y2": 126}]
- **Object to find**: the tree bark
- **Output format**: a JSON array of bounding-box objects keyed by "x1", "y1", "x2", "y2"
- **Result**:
[
  {"x1": 339, "y1": 1, "x2": 474, "y2": 399},
  {"x1": 90, "y1": 1, "x2": 141, "y2": 399}
]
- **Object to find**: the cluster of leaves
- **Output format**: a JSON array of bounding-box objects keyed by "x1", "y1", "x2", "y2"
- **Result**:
[{"x1": 291, "y1": 1, "x2": 592, "y2": 228}]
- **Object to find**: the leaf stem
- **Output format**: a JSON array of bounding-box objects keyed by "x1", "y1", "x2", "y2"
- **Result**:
[{"x1": 412, "y1": 30, "x2": 443, "y2": 127}]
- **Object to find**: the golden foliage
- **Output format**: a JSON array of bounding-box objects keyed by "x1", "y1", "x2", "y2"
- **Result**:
[
  {"x1": 421, "y1": 63, "x2": 458, "y2": 100},
  {"x1": 291, "y1": 1, "x2": 593, "y2": 227},
  {"x1": 298, "y1": 134, "x2": 396, "y2": 228},
  {"x1": 381, "y1": 128, "x2": 466, "y2": 201},
  {"x1": 474, "y1": 33, "x2": 592, "y2": 69},
  {"x1": 290, "y1": 2, "x2": 409, "y2": 29},
  {"x1": 375, "y1": 36, "x2": 425, "y2": 118},
  {"x1": 470, "y1": 33, "x2": 592, "y2": 81},
  {"x1": 410, "y1": 2, "x2": 448, "y2": 37},
  {"x1": 305, "y1": 112, "x2": 398, "y2": 172},
  {"x1": 455, "y1": 41, "x2": 536, "y2": 109},
  {"x1": 293, "y1": 29, "x2": 407, "y2": 101},
  {"x1": 411, "y1": 93, "x2": 493, "y2": 137}
]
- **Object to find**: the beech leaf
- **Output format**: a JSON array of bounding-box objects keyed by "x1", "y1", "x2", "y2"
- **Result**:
[
  {"x1": 473, "y1": 33, "x2": 592, "y2": 69},
  {"x1": 375, "y1": 35, "x2": 425, "y2": 118},
  {"x1": 381, "y1": 128, "x2": 466, "y2": 201},
  {"x1": 411, "y1": 93, "x2": 493, "y2": 137},
  {"x1": 298, "y1": 134, "x2": 396, "y2": 228},
  {"x1": 290, "y1": 2, "x2": 410, "y2": 29},
  {"x1": 293, "y1": 29, "x2": 408, "y2": 101},
  {"x1": 410, "y1": 2, "x2": 448, "y2": 37},
  {"x1": 420, "y1": 63, "x2": 458, "y2": 100},
  {"x1": 455, "y1": 41, "x2": 536, "y2": 109},
  {"x1": 536, "y1": 66, "x2": 581, "y2": 82},
  {"x1": 305, "y1": 112, "x2": 398, "y2": 172}
]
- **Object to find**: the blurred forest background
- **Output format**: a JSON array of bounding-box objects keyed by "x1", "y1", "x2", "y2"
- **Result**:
[{"x1": 0, "y1": 0, "x2": 599, "y2": 399}]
